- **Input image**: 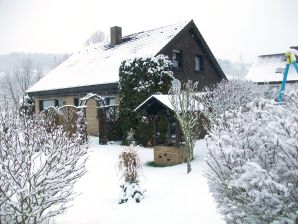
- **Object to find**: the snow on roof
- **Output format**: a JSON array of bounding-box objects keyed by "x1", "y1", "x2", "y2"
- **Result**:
[
  {"x1": 134, "y1": 93, "x2": 205, "y2": 113},
  {"x1": 246, "y1": 53, "x2": 298, "y2": 83},
  {"x1": 80, "y1": 93, "x2": 105, "y2": 102},
  {"x1": 134, "y1": 94, "x2": 173, "y2": 112},
  {"x1": 27, "y1": 21, "x2": 189, "y2": 93}
]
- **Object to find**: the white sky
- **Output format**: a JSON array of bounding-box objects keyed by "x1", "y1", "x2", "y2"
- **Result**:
[{"x1": 0, "y1": 0, "x2": 297, "y2": 62}]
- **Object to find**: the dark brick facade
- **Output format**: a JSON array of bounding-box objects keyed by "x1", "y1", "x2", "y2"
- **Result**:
[{"x1": 159, "y1": 20, "x2": 226, "y2": 91}]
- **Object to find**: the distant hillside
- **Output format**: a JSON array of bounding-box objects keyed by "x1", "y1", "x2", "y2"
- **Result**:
[
  {"x1": 217, "y1": 58, "x2": 252, "y2": 80},
  {"x1": 0, "y1": 52, "x2": 70, "y2": 75},
  {"x1": 0, "y1": 53, "x2": 70, "y2": 107}
]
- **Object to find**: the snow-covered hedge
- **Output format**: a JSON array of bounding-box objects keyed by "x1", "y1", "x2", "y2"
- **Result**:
[
  {"x1": 200, "y1": 80, "x2": 262, "y2": 131},
  {"x1": 119, "y1": 55, "x2": 173, "y2": 145},
  {"x1": 205, "y1": 90, "x2": 298, "y2": 223},
  {"x1": 0, "y1": 109, "x2": 88, "y2": 223}
]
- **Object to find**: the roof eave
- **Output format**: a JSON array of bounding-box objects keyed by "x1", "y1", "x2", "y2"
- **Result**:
[{"x1": 27, "y1": 82, "x2": 119, "y2": 98}]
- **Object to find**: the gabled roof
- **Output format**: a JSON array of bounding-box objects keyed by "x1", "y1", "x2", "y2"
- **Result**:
[
  {"x1": 134, "y1": 94, "x2": 204, "y2": 114},
  {"x1": 246, "y1": 50, "x2": 298, "y2": 83},
  {"x1": 134, "y1": 95, "x2": 173, "y2": 113},
  {"x1": 27, "y1": 21, "x2": 190, "y2": 93}
]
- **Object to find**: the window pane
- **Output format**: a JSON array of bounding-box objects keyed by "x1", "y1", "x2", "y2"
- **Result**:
[
  {"x1": 109, "y1": 98, "x2": 116, "y2": 105},
  {"x1": 43, "y1": 100, "x2": 55, "y2": 109},
  {"x1": 105, "y1": 97, "x2": 116, "y2": 105},
  {"x1": 195, "y1": 56, "x2": 203, "y2": 71},
  {"x1": 173, "y1": 52, "x2": 178, "y2": 68},
  {"x1": 172, "y1": 50, "x2": 182, "y2": 68},
  {"x1": 74, "y1": 98, "x2": 80, "y2": 106}
]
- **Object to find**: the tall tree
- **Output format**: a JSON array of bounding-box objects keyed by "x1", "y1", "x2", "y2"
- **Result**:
[
  {"x1": 118, "y1": 55, "x2": 173, "y2": 145},
  {"x1": 84, "y1": 30, "x2": 105, "y2": 46},
  {"x1": 3, "y1": 58, "x2": 35, "y2": 107}
]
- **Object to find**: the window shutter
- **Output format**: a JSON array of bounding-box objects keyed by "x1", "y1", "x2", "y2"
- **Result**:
[{"x1": 39, "y1": 100, "x2": 44, "y2": 111}]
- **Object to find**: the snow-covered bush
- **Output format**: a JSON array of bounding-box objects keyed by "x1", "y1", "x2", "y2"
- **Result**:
[
  {"x1": 119, "y1": 55, "x2": 173, "y2": 145},
  {"x1": 205, "y1": 90, "x2": 298, "y2": 223},
  {"x1": 200, "y1": 80, "x2": 262, "y2": 131},
  {"x1": 0, "y1": 109, "x2": 88, "y2": 223},
  {"x1": 117, "y1": 145, "x2": 145, "y2": 204}
]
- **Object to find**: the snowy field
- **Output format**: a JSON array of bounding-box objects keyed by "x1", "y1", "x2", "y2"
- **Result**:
[{"x1": 55, "y1": 137, "x2": 224, "y2": 224}]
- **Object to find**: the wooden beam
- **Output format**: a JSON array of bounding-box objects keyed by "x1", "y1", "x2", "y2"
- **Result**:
[{"x1": 153, "y1": 115, "x2": 158, "y2": 146}]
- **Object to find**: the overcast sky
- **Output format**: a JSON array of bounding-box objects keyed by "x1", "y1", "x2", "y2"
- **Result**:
[{"x1": 0, "y1": 0, "x2": 297, "y2": 62}]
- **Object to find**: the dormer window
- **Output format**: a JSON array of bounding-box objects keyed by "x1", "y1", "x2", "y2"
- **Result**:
[
  {"x1": 172, "y1": 50, "x2": 183, "y2": 69},
  {"x1": 195, "y1": 55, "x2": 204, "y2": 72}
]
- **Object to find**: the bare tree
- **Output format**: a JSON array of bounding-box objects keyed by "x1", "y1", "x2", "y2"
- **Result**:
[
  {"x1": 2, "y1": 58, "x2": 33, "y2": 107},
  {"x1": 1, "y1": 58, "x2": 43, "y2": 109},
  {"x1": 0, "y1": 108, "x2": 88, "y2": 223},
  {"x1": 84, "y1": 30, "x2": 105, "y2": 46},
  {"x1": 169, "y1": 81, "x2": 201, "y2": 173},
  {"x1": 35, "y1": 65, "x2": 43, "y2": 82}
]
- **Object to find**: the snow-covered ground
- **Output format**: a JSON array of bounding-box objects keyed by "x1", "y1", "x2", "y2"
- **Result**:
[{"x1": 55, "y1": 138, "x2": 224, "y2": 224}]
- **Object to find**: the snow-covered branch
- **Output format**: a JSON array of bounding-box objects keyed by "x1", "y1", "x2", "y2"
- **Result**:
[
  {"x1": 205, "y1": 90, "x2": 298, "y2": 223},
  {"x1": 0, "y1": 109, "x2": 88, "y2": 223}
]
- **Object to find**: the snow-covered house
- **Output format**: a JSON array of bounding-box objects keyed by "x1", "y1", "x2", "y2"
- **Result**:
[
  {"x1": 27, "y1": 20, "x2": 226, "y2": 135},
  {"x1": 246, "y1": 46, "x2": 298, "y2": 93}
]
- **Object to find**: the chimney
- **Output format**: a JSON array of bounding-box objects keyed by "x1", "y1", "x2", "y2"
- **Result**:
[{"x1": 110, "y1": 26, "x2": 122, "y2": 46}]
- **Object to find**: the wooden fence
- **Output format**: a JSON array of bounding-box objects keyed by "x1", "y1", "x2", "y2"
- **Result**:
[
  {"x1": 42, "y1": 105, "x2": 87, "y2": 140},
  {"x1": 98, "y1": 105, "x2": 120, "y2": 144}
]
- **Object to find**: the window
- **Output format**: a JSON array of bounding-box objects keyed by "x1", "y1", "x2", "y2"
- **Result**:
[
  {"x1": 195, "y1": 55, "x2": 204, "y2": 72},
  {"x1": 43, "y1": 100, "x2": 56, "y2": 109},
  {"x1": 172, "y1": 50, "x2": 183, "y2": 69},
  {"x1": 105, "y1": 97, "x2": 116, "y2": 105},
  {"x1": 74, "y1": 98, "x2": 80, "y2": 106},
  {"x1": 39, "y1": 99, "x2": 61, "y2": 111}
]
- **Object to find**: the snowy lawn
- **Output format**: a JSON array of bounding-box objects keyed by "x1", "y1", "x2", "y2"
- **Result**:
[{"x1": 55, "y1": 137, "x2": 224, "y2": 224}]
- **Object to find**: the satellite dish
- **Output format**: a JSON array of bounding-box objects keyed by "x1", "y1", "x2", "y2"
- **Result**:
[{"x1": 171, "y1": 79, "x2": 181, "y2": 93}]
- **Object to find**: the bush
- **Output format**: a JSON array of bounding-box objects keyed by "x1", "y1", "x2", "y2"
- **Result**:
[
  {"x1": 205, "y1": 91, "x2": 298, "y2": 223},
  {"x1": 118, "y1": 55, "x2": 173, "y2": 145},
  {"x1": 0, "y1": 108, "x2": 88, "y2": 223},
  {"x1": 200, "y1": 80, "x2": 262, "y2": 131},
  {"x1": 117, "y1": 145, "x2": 145, "y2": 203}
]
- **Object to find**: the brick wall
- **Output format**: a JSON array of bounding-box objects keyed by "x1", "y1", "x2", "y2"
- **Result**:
[
  {"x1": 161, "y1": 26, "x2": 223, "y2": 91},
  {"x1": 85, "y1": 99, "x2": 99, "y2": 136},
  {"x1": 154, "y1": 146, "x2": 186, "y2": 166}
]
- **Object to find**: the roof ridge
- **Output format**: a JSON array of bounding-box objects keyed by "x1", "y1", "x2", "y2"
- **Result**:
[{"x1": 122, "y1": 20, "x2": 190, "y2": 38}]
